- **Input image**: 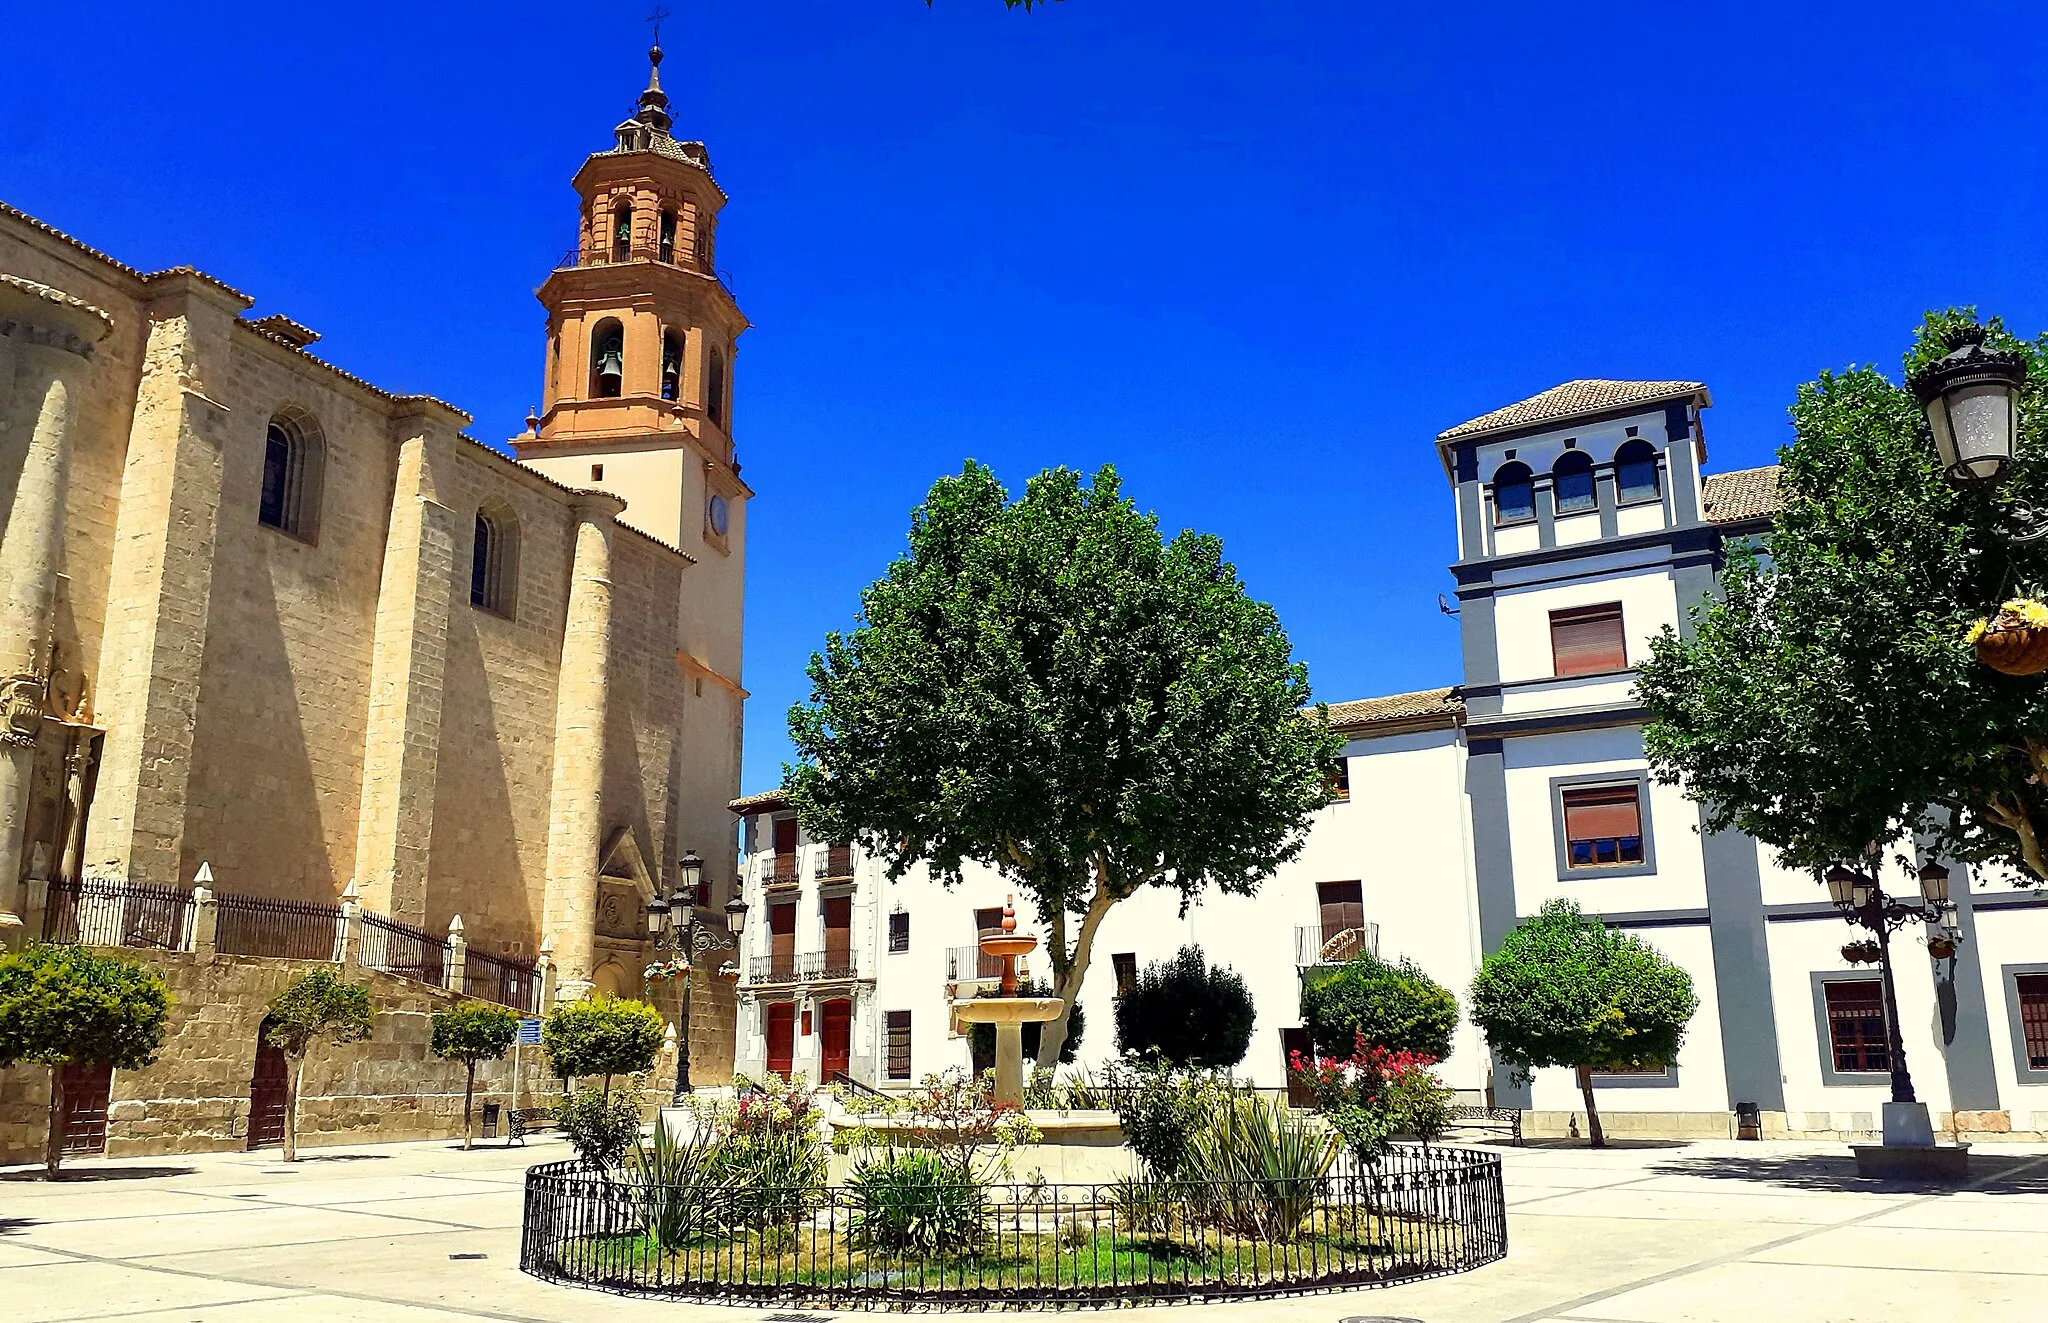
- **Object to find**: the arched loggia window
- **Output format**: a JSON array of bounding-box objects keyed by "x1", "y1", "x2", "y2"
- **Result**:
[
  {"x1": 471, "y1": 506, "x2": 519, "y2": 618},
  {"x1": 611, "y1": 205, "x2": 633, "y2": 262},
  {"x1": 1492, "y1": 461, "x2": 1534, "y2": 525},
  {"x1": 661, "y1": 331, "x2": 683, "y2": 402},
  {"x1": 659, "y1": 211, "x2": 677, "y2": 264},
  {"x1": 1615, "y1": 438, "x2": 1660, "y2": 503},
  {"x1": 590, "y1": 319, "x2": 625, "y2": 399},
  {"x1": 707, "y1": 345, "x2": 727, "y2": 427},
  {"x1": 1552, "y1": 449, "x2": 1595, "y2": 514},
  {"x1": 259, "y1": 408, "x2": 324, "y2": 542}
]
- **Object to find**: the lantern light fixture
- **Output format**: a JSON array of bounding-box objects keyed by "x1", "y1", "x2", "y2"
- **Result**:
[{"x1": 1909, "y1": 325, "x2": 2029, "y2": 486}]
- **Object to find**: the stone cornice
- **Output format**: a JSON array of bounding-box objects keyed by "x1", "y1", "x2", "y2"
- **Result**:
[{"x1": 0, "y1": 274, "x2": 113, "y2": 357}]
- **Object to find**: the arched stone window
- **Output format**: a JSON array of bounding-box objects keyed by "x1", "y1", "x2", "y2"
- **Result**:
[
  {"x1": 1492, "y1": 461, "x2": 1534, "y2": 525},
  {"x1": 590, "y1": 318, "x2": 625, "y2": 399},
  {"x1": 659, "y1": 210, "x2": 677, "y2": 264},
  {"x1": 1615, "y1": 438, "x2": 1660, "y2": 504},
  {"x1": 611, "y1": 204, "x2": 633, "y2": 262},
  {"x1": 707, "y1": 345, "x2": 727, "y2": 427},
  {"x1": 661, "y1": 331, "x2": 683, "y2": 402},
  {"x1": 1552, "y1": 449, "x2": 1595, "y2": 514},
  {"x1": 258, "y1": 408, "x2": 324, "y2": 542},
  {"x1": 470, "y1": 505, "x2": 518, "y2": 618}
]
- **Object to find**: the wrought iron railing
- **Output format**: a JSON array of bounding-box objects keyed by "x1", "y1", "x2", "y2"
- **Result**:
[
  {"x1": 945, "y1": 943, "x2": 1028, "y2": 983},
  {"x1": 41, "y1": 878, "x2": 194, "y2": 950},
  {"x1": 358, "y1": 912, "x2": 449, "y2": 987},
  {"x1": 552, "y1": 247, "x2": 735, "y2": 298},
  {"x1": 215, "y1": 894, "x2": 346, "y2": 961},
  {"x1": 766, "y1": 856, "x2": 801, "y2": 889},
  {"x1": 795, "y1": 949, "x2": 858, "y2": 982},
  {"x1": 467, "y1": 948, "x2": 544, "y2": 1014},
  {"x1": 815, "y1": 845, "x2": 854, "y2": 882},
  {"x1": 1294, "y1": 923, "x2": 1379, "y2": 968},
  {"x1": 519, "y1": 1147, "x2": 1507, "y2": 1306}
]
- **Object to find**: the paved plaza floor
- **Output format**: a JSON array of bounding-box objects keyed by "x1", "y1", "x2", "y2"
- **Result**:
[{"x1": 3, "y1": 1135, "x2": 2044, "y2": 1323}]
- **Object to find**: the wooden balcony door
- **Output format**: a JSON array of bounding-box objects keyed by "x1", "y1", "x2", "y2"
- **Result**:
[
  {"x1": 773, "y1": 817, "x2": 799, "y2": 883},
  {"x1": 820, "y1": 998, "x2": 852, "y2": 1080},
  {"x1": 769, "y1": 901, "x2": 797, "y2": 981},
  {"x1": 1317, "y1": 881, "x2": 1364, "y2": 946},
  {"x1": 822, "y1": 895, "x2": 852, "y2": 975},
  {"x1": 765, "y1": 1002, "x2": 796, "y2": 1078},
  {"x1": 973, "y1": 906, "x2": 1006, "y2": 979}
]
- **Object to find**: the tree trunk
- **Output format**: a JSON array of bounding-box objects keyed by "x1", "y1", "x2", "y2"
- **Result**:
[
  {"x1": 283, "y1": 1056, "x2": 304, "y2": 1163},
  {"x1": 1034, "y1": 887, "x2": 1116, "y2": 1072},
  {"x1": 462, "y1": 1063, "x2": 476, "y2": 1151},
  {"x1": 1576, "y1": 1064, "x2": 1606, "y2": 1149},
  {"x1": 44, "y1": 1064, "x2": 65, "y2": 1180}
]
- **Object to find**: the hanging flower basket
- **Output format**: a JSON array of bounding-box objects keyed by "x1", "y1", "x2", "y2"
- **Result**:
[
  {"x1": 1927, "y1": 936, "x2": 1957, "y2": 960},
  {"x1": 1967, "y1": 598, "x2": 2048, "y2": 675},
  {"x1": 644, "y1": 958, "x2": 690, "y2": 982},
  {"x1": 714, "y1": 961, "x2": 741, "y2": 983},
  {"x1": 1841, "y1": 939, "x2": 1880, "y2": 965}
]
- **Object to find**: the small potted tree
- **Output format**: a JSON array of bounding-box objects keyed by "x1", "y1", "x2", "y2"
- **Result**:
[
  {"x1": 431, "y1": 1002, "x2": 521, "y2": 1150},
  {"x1": 265, "y1": 970, "x2": 374, "y2": 1162}
]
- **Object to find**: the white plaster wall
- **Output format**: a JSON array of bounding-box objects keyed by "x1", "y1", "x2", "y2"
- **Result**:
[
  {"x1": 1553, "y1": 511, "x2": 1603, "y2": 546},
  {"x1": 1616, "y1": 500, "x2": 1666, "y2": 537},
  {"x1": 1967, "y1": 901, "x2": 2048, "y2": 1127},
  {"x1": 522, "y1": 446, "x2": 686, "y2": 549}
]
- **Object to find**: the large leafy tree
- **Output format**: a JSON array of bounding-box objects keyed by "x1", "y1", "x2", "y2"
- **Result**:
[
  {"x1": 1469, "y1": 900, "x2": 1698, "y2": 1148},
  {"x1": 788, "y1": 463, "x2": 1339, "y2": 1068},
  {"x1": 0, "y1": 944, "x2": 171, "y2": 1178},
  {"x1": 1636, "y1": 311, "x2": 2048, "y2": 880},
  {"x1": 431, "y1": 1002, "x2": 521, "y2": 1150},
  {"x1": 265, "y1": 970, "x2": 374, "y2": 1162}
]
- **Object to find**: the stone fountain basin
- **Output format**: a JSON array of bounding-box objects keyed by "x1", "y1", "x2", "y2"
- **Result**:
[{"x1": 951, "y1": 997, "x2": 1064, "y2": 1024}]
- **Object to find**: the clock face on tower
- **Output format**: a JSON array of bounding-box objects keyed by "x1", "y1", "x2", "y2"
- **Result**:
[{"x1": 707, "y1": 493, "x2": 730, "y2": 538}]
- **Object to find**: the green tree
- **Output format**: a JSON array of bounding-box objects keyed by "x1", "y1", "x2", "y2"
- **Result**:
[
  {"x1": 265, "y1": 970, "x2": 374, "y2": 1162},
  {"x1": 969, "y1": 979, "x2": 1083, "y2": 1067},
  {"x1": 0, "y1": 944, "x2": 171, "y2": 1178},
  {"x1": 1112, "y1": 944, "x2": 1256, "y2": 1068},
  {"x1": 431, "y1": 1002, "x2": 520, "y2": 1150},
  {"x1": 1636, "y1": 311, "x2": 2048, "y2": 882},
  {"x1": 787, "y1": 463, "x2": 1339, "y2": 1069},
  {"x1": 542, "y1": 997, "x2": 664, "y2": 1094},
  {"x1": 1468, "y1": 899, "x2": 1698, "y2": 1148},
  {"x1": 1298, "y1": 951, "x2": 1458, "y2": 1060}
]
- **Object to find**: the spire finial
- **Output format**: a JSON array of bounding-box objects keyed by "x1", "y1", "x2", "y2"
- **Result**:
[{"x1": 635, "y1": 6, "x2": 673, "y2": 134}]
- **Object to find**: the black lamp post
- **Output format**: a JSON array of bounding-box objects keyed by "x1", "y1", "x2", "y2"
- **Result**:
[
  {"x1": 1823, "y1": 861, "x2": 1963, "y2": 1108},
  {"x1": 1910, "y1": 325, "x2": 2029, "y2": 487}
]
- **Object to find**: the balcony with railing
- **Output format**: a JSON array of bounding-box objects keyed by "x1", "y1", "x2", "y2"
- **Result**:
[
  {"x1": 553, "y1": 246, "x2": 737, "y2": 299},
  {"x1": 815, "y1": 844, "x2": 855, "y2": 884},
  {"x1": 765, "y1": 854, "x2": 801, "y2": 892},
  {"x1": 742, "y1": 946, "x2": 859, "y2": 988},
  {"x1": 945, "y1": 939, "x2": 1030, "y2": 987},
  {"x1": 1294, "y1": 922, "x2": 1379, "y2": 969}
]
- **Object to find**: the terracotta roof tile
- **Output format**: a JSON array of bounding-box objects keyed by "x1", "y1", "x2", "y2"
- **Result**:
[
  {"x1": 728, "y1": 788, "x2": 788, "y2": 815},
  {"x1": 1701, "y1": 464, "x2": 1781, "y2": 525},
  {"x1": 1322, "y1": 686, "x2": 1463, "y2": 733},
  {"x1": 1439, "y1": 379, "x2": 1708, "y2": 442}
]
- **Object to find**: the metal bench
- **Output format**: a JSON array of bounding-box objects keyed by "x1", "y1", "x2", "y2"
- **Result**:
[
  {"x1": 506, "y1": 1107, "x2": 554, "y2": 1145},
  {"x1": 1446, "y1": 1105, "x2": 1523, "y2": 1145}
]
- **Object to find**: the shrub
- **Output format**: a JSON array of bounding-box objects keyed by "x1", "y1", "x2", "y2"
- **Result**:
[
  {"x1": 430, "y1": 1002, "x2": 520, "y2": 1150},
  {"x1": 833, "y1": 1069, "x2": 1040, "y2": 1184},
  {"x1": 1101, "y1": 1052, "x2": 1233, "y2": 1181},
  {"x1": 542, "y1": 997, "x2": 665, "y2": 1093},
  {"x1": 266, "y1": 970, "x2": 374, "y2": 1162},
  {"x1": 624, "y1": 1122, "x2": 740, "y2": 1249},
  {"x1": 1298, "y1": 951, "x2": 1458, "y2": 1060},
  {"x1": 0, "y1": 944, "x2": 172, "y2": 1179},
  {"x1": 1288, "y1": 1033, "x2": 1455, "y2": 1165},
  {"x1": 1112, "y1": 946, "x2": 1255, "y2": 1068},
  {"x1": 714, "y1": 1129, "x2": 828, "y2": 1235},
  {"x1": 847, "y1": 1149, "x2": 987, "y2": 1256},
  {"x1": 970, "y1": 980, "x2": 1083, "y2": 1066},
  {"x1": 554, "y1": 1085, "x2": 643, "y2": 1168},
  {"x1": 1183, "y1": 1092, "x2": 1335, "y2": 1240}
]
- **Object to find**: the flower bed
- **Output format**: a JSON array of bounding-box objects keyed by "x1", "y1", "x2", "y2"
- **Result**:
[{"x1": 518, "y1": 1145, "x2": 1507, "y2": 1308}]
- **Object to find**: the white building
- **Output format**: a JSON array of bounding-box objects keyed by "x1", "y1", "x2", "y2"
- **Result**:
[{"x1": 729, "y1": 378, "x2": 2048, "y2": 1141}]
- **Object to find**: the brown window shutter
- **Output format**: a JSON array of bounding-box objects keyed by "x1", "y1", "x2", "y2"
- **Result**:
[
  {"x1": 1562, "y1": 786, "x2": 1641, "y2": 841},
  {"x1": 1550, "y1": 604, "x2": 1627, "y2": 676}
]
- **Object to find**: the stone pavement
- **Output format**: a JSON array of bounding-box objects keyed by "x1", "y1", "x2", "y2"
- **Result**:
[{"x1": 2, "y1": 1136, "x2": 2045, "y2": 1323}]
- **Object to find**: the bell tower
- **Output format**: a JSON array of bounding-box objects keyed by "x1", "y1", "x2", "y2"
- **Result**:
[{"x1": 514, "y1": 40, "x2": 750, "y2": 560}]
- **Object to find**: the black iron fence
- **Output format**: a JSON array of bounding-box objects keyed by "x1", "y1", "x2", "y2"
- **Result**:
[
  {"x1": 358, "y1": 911, "x2": 449, "y2": 986},
  {"x1": 519, "y1": 1147, "x2": 1507, "y2": 1308},
  {"x1": 467, "y1": 948, "x2": 544, "y2": 1015},
  {"x1": 214, "y1": 894, "x2": 346, "y2": 961},
  {"x1": 41, "y1": 878, "x2": 194, "y2": 950}
]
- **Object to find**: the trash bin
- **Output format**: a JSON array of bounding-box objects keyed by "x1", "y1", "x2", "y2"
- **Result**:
[
  {"x1": 1735, "y1": 1100, "x2": 1761, "y2": 1140},
  {"x1": 481, "y1": 1101, "x2": 501, "y2": 1139}
]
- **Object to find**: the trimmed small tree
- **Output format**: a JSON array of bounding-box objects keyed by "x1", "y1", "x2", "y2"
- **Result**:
[
  {"x1": 1112, "y1": 945, "x2": 1256, "y2": 1069},
  {"x1": 1468, "y1": 899, "x2": 1698, "y2": 1147},
  {"x1": 541, "y1": 996, "x2": 664, "y2": 1095},
  {"x1": 1299, "y1": 951, "x2": 1458, "y2": 1060},
  {"x1": 431, "y1": 1002, "x2": 520, "y2": 1150},
  {"x1": 788, "y1": 463, "x2": 1340, "y2": 1070},
  {"x1": 265, "y1": 970, "x2": 374, "y2": 1162},
  {"x1": 0, "y1": 944, "x2": 171, "y2": 1178}
]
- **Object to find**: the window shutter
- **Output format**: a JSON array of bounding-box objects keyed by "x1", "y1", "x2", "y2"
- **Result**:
[
  {"x1": 1562, "y1": 786, "x2": 1640, "y2": 841},
  {"x1": 1550, "y1": 604, "x2": 1627, "y2": 675}
]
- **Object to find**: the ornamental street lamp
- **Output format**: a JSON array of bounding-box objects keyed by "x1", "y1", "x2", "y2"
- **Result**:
[
  {"x1": 1823, "y1": 860, "x2": 1964, "y2": 1112},
  {"x1": 1910, "y1": 325, "x2": 2029, "y2": 487}
]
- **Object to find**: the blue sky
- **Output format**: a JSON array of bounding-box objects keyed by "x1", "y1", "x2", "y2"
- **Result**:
[{"x1": 5, "y1": 2, "x2": 2045, "y2": 794}]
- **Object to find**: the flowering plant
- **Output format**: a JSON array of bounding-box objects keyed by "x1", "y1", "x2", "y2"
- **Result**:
[
  {"x1": 643, "y1": 958, "x2": 689, "y2": 982},
  {"x1": 1965, "y1": 596, "x2": 2048, "y2": 644},
  {"x1": 1287, "y1": 1032, "x2": 1454, "y2": 1162}
]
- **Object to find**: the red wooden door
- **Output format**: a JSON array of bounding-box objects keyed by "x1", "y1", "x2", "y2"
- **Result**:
[
  {"x1": 765, "y1": 1002, "x2": 796, "y2": 1078},
  {"x1": 59, "y1": 1061, "x2": 113, "y2": 1154},
  {"x1": 820, "y1": 999, "x2": 852, "y2": 1080},
  {"x1": 248, "y1": 1025, "x2": 290, "y2": 1150}
]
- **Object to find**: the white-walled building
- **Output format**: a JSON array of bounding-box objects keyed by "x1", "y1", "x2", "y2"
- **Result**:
[{"x1": 729, "y1": 378, "x2": 2048, "y2": 1142}]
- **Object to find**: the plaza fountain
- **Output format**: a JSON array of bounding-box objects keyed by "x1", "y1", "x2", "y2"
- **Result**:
[{"x1": 949, "y1": 896, "x2": 1063, "y2": 1108}]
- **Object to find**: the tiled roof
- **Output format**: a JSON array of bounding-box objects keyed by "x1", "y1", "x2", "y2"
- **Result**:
[
  {"x1": 1701, "y1": 464, "x2": 1781, "y2": 525},
  {"x1": 1322, "y1": 686, "x2": 1463, "y2": 733},
  {"x1": 729, "y1": 788, "x2": 788, "y2": 815},
  {"x1": 1439, "y1": 379, "x2": 1708, "y2": 442}
]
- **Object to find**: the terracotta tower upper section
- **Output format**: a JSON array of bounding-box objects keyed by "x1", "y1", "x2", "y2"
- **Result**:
[{"x1": 513, "y1": 42, "x2": 750, "y2": 551}]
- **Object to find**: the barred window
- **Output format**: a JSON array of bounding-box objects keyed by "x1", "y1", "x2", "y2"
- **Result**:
[
  {"x1": 885, "y1": 1010, "x2": 912, "y2": 1081},
  {"x1": 888, "y1": 911, "x2": 910, "y2": 954},
  {"x1": 1825, "y1": 981, "x2": 1889, "y2": 1073}
]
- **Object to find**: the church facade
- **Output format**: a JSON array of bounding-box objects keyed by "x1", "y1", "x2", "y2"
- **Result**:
[{"x1": 0, "y1": 45, "x2": 745, "y2": 1079}]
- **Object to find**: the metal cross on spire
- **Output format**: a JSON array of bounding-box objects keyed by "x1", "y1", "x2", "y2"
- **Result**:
[{"x1": 647, "y1": 2, "x2": 671, "y2": 48}]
